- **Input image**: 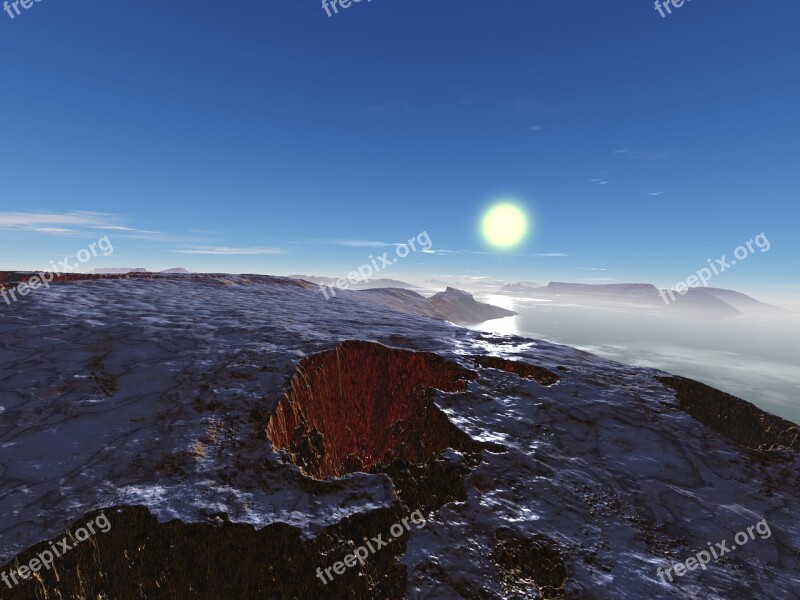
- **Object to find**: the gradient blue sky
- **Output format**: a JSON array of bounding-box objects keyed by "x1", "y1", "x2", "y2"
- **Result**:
[{"x1": 1, "y1": 1, "x2": 797, "y2": 299}]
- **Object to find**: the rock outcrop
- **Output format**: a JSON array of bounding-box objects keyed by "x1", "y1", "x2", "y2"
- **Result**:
[
  {"x1": 657, "y1": 375, "x2": 799, "y2": 451},
  {"x1": 428, "y1": 287, "x2": 516, "y2": 324},
  {"x1": 472, "y1": 355, "x2": 561, "y2": 386},
  {"x1": 267, "y1": 341, "x2": 483, "y2": 479}
]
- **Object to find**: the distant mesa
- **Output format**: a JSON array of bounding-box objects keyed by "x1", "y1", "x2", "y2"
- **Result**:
[
  {"x1": 499, "y1": 280, "x2": 780, "y2": 319},
  {"x1": 501, "y1": 281, "x2": 544, "y2": 293},
  {"x1": 93, "y1": 268, "x2": 149, "y2": 274},
  {"x1": 291, "y1": 275, "x2": 417, "y2": 290},
  {"x1": 159, "y1": 268, "x2": 190, "y2": 274},
  {"x1": 542, "y1": 282, "x2": 658, "y2": 296}
]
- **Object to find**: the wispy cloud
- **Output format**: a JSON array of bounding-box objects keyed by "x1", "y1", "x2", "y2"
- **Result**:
[
  {"x1": 576, "y1": 267, "x2": 608, "y2": 271},
  {"x1": 512, "y1": 99, "x2": 542, "y2": 117},
  {"x1": 187, "y1": 228, "x2": 222, "y2": 235},
  {"x1": 304, "y1": 238, "x2": 398, "y2": 248},
  {"x1": 614, "y1": 148, "x2": 672, "y2": 161},
  {"x1": 0, "y1": 211, "x2": 159, "y2": 235},
  {"x1": 422, "y1": 249, "x2": 490, "y2": 255},
  {"x1": 644, "y1": 191, "x2": 664, "y2": 197},
  {"x1": 333, "y1": 240, "x2": 395, "y2": 248},
  {"x1": 589, "y1": 178, "x2": 609, "y2": 186},
  {"x1": 31, "y1": 227, "x2": 74, "y2": 234},
  {"x1": 174, "y1": 246, "x2": 286, "y2": 255}
]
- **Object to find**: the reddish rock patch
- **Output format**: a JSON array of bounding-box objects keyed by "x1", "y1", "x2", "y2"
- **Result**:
[
  {"x1": 267, "y1": 341, "x2": 480, "y2": 479},
  {"x1": 472, "y1": 355, "x2": 561, "y2": 386}
]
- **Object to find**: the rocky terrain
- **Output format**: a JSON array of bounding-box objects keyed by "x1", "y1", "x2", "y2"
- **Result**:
[
  {"x1": 0, "y1": 275, "x2": 798, "y2": 599},
  {"x1": 291, "y1": 275, "x2": 419, "y2": 290},
  {"x1": 360, "y1": 287, "x2": 516, "y2": 324}
]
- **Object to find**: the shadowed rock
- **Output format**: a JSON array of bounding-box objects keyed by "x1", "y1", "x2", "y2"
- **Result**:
[
  {"x1": 492, "y1": 527, "x2": 568, "y2": 599},
  {"x1": 657, "y1": 375, "x2": 799, "y2": 451},
  {"x1": 0, "y1": 505, "x2": 408, "y2": 600}
]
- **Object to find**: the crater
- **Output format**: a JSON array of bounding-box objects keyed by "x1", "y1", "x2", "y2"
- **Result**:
[{"x1": 267, "y1": 341, "x2": 483, "y2": 479}]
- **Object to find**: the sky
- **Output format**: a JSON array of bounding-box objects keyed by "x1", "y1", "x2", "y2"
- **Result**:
[{"x1": 0, "y1": 0, "x2": 798, "y2": 301}]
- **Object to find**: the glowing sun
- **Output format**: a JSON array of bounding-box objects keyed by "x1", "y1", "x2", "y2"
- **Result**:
[{"x1": 481, "y1": 203, "x2": 528, "y2": 248}]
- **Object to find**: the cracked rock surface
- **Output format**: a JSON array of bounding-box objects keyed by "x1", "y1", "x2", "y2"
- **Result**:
[{"x1": 0, "y1": 275, "x2": 798, "y2": 599}]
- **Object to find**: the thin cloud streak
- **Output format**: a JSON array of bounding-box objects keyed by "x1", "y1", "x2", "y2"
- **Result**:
[
  {"x1": 174, "y1": 246, "x2": 287, "y2": 255},
  {"x1": 304, "y1": 238, "x2": 397, "y2": 248},
  {"x1": 0, "y1": 211, "x2": 160, "y2": 235}
]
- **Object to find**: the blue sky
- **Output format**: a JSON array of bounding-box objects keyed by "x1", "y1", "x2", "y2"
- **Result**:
[{"x1": 0, "y1": 0, "x2": 797, "y2": 299}]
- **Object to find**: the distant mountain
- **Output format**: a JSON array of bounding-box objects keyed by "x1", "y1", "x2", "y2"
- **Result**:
[
  {"x1": 93, "y1": 268, "x2": 148, "y2": 274},
  {"x1": 159, "y1": 268, "x2": 190, "y2": 274},
  {"x1": 501, "y1": 281, "x2": 544, "y2": 293},
  {"x1": 703, "y1": 287, "x2": 785, "y2": 312},
  {"x1": 290, "y1": 275, "x2": 417, "y2": 290},
  {"x1": 498, "y1": 281, "x2": 782, "y2": 320},
  {"x1": 288, "y1": 275, "x2": 337, "y2": 285},
  {"x1": 409, "y1": 278, "x2": 506, "y2": 294},
  {"x1": 362, "y1": 286, "x2": 516, "y2": 325},
  {"x1": 428, "y1": 287, "x2": 516, "y2": 324},
  {"x1": 669, "y1": 288, "x2": 743, "y2": 318},
  {"x1": 352, "y1": 278, "x2": 417, "y2": 290},
  {"x1": 540, "y1": 282, "x2": 658, "y2": 297}
]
